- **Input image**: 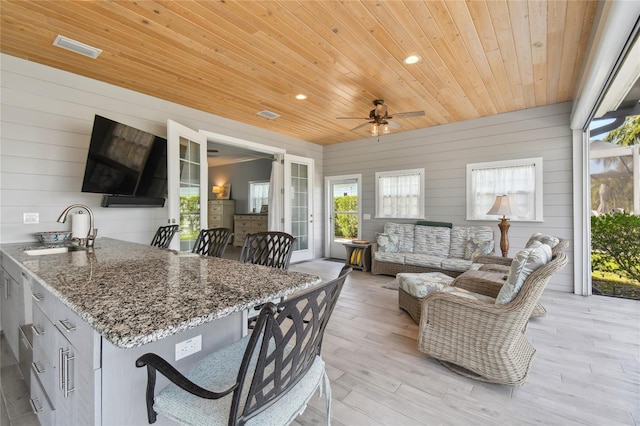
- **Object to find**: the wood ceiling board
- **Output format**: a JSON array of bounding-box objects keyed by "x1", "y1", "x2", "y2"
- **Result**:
[{"x1": 0, "y1": 0, "x2": 598, "y2": 145}]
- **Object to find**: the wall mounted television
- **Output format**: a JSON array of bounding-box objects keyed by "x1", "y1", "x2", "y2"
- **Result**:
[{"x1": 81, "y1": 115, "x2": 168, "y2": 207}]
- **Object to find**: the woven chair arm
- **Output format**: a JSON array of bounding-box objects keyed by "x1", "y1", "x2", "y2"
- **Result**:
[
  {"x1": 451, "y1": 276, "x2": 504, "y2": 298},
  {"x1": 371, "y1": 243, "x2": 378, "y2": 253},
  {"x1": 474, "y1": 255, "x2": 513, "y2": 266},
  {"x1": 421, "y1": 293, "x2": 520, "y2": 332}
]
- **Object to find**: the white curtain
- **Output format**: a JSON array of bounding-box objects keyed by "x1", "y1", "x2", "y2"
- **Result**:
[
  {"x1": 268, "y1": 153, "x2": 284, "y2": 231},
  {"x1": 379, "y1": 173, "x2": 420, "y2": 218},
  {"x1": 471, "y1": 164, "x2": 536, "y2": 220}
]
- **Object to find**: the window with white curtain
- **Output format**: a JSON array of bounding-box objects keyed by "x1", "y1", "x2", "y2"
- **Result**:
[
  {"x1": 375, "y1": 168, "x2": 425, "y2": 219},
  {"x1": 249, "y1": 181, "x2": 270, "y2": 213},
  {"x1": 466, "y1": 158, "x2": 543, "y2": 221}
]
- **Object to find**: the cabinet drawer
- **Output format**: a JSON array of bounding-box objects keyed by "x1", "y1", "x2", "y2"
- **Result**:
[
  {"x1": 31, "y1": 344, "x2": 57, "y2": 400},
  {"x1": 1, "y1": 253, "x2": 22, "y2": 282},
  {"x1": 252, "y1": 221, "x2": 267, "y2": 231},
  {"x1": 31, "y1": 280, "x2": 55, "y2": 321},
  {"x1": 30, "y1": 374, "x2": 55, "y2": 426},
  {"x1": 209, "y1": 215, "x2": 223, "y2": 224},
  {"x1": 208, "y1": 205, "x2": 223, "y2": 214},
  {"x1": 54, "y1": 302, "x2": 95, "y2": 359}
]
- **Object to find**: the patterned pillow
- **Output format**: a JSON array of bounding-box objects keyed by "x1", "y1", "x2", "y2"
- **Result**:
[
  {"x1": 526, "y1": 233, "x2": 559, "y2": 249},
  {"x1": 496, "y1": 242, "x2": 552, "y2": 304},
  {"x1": 464, "y1": 238, "x2": 495, "y2": 261},
  {"x1": 376, "y1": 233, "x2": 399, "y2": 253}
]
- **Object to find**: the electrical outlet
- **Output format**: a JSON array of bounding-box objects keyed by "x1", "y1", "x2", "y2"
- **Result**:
[
  {"x1": 175, "y1": 335, "x2": 202, "y2": 361},
  {"x1": 23, "y1": 212, "x2": 39, "y2": 224},
  {"x1": 363, "y1": 214, "x2": 371, "y2": 220}
]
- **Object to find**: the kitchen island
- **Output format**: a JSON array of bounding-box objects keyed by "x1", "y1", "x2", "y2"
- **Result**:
[{"x1": 0, "y1": 238, "x2": 320, "y2": 425}]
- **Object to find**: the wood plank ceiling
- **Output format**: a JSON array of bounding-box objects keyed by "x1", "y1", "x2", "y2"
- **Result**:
[{"x1": 0, "y1": 1, "x2": 597, "y2": 145}]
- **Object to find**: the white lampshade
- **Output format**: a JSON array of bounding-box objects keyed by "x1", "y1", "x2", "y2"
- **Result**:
[{"x1": 487, "y1": 195, "x2": 513, "y2": 217}]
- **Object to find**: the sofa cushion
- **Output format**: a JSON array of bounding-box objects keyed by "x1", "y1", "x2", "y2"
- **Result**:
[
  {"x1": 376, "y1": 232, "x2": 399, "y2": 253},
  {"x1": 441, "y1": 258, "x2": 473, "y2": 272},
  {"x1": 526, "y1": 232, "x2": 560, "y2": 249},
  {"x1": 449, "y1": 226, "x2": 494, "y2": 259},
  {"x1": 496, "y1": 241, "x2": 552, "y2": 304},
  {"x1": 414, "y1": 225, "x2": 451, "y2": 257},
  {"x1": 404, "y1": 253, "x2": 444, "y2": 269},
  {"x1": 384, "y1": 223, "x2": 415, "y2": 253},
  {"x1": 374, "y1": 251, "x2": 406, "y2": 264},
  {"x1": 464, "y1": 238, "x2": 495, "y2": 261},
  {"x1": 397, "y1": 272, "x2": 454, "y2": 298},
  {"x1": 396, "y1": 272, "x2": 494, "y2": 302}
]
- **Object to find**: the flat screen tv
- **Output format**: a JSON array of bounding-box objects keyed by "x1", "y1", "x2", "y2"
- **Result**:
[{"x1": 81, "y1": 115, "x2": 168, "y2": 205}]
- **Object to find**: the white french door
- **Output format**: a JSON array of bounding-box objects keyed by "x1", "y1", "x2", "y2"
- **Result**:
[
  {"x1": 166, "y1": 120, "x2": 208, "y2": 252},
  {"x1": 325, "y1": 175, "x2": 361, "y2": 259},
  {"x1": 284, "y1": 155, "x2": 314, "y2": 263}
]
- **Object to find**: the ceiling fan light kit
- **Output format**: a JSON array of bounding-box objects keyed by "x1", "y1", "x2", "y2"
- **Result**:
[{"x1": 337, "y1": 99, "x2": 425, "y2": 136}]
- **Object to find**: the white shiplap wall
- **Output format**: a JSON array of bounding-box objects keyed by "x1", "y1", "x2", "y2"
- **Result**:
[
  {"x1": 324, "y1": 102, "x2": 575, "y2": 292},
  {"x1": 0, "y1": 54, "x2": 323, "y2": 251}
]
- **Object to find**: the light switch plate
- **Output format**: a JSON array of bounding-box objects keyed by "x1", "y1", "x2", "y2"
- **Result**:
[
  {"x1": 23, "y1": 212, "x2": 39, "y2": 224},
  {"x1": 363, "y1": 214, "x2": 371, "y2": 220},
  {"x1": 175, "y1": 335, "x2": 202, "y2": 361}
]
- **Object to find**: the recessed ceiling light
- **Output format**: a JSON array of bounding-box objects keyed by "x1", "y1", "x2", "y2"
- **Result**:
[
  {"x1": 295, "y1": 94, "x2": 308, "y2": 100},
  {"x1": 403, "y1": 55, "x2": 421, "y2": 65},
  {"x1": 53, "y1": 35, "x2": 102, "y2": 59}
]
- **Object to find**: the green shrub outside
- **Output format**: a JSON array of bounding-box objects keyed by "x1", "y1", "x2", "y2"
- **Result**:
[
  {"x1": 334, "y1": 195, "x2": 358, "y2": 239},
  {"x1": 591, "y1": 211, "x2": 640, "y2": 283}
]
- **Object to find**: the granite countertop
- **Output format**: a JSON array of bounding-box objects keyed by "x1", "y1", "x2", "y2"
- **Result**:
[{"x1": 0, "y1": 238, "x2": 320, "y2": 349}]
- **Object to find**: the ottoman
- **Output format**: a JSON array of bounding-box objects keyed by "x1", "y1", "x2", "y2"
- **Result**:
[{"x1": 397, "y1": 272, "x2": 455, "y2": 323}]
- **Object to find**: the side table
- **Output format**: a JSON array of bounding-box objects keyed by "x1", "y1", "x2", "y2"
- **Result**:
[{"x1": 343, "y1": 242, "x2": 372, "y2": 272}]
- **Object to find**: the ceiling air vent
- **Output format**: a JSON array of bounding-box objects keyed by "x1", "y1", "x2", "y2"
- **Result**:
[
  {"x1": 53, "y1": 35, "x2": 102, "y2": 59},
  {"x1": 256, "y1": 110, "x2": 280, "y2": 120}
]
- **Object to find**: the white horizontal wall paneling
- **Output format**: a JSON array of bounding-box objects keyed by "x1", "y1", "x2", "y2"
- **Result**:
[
  {"x1": 0, "y1": 54, "x2": 323, "y2": 246},
  {"x1": 324, "y1": 102, "x2": 574, "y2": 292}
]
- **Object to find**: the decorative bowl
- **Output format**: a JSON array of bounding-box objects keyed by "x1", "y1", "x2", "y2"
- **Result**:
[{"x1": 35, "y1": 231, "x2": 72, "y2": 244}]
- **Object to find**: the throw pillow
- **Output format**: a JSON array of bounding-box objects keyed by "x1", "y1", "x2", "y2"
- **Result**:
[
  {"x1": 376, "y1": 232, "x2": 399, "y2": 253},
  {"x1": 464, "y1": 237, "x2": 494, "y2": 261},
  {"x1": 496, "y1": 242, "x2": 552, "y2": 305},
  {"x1": 526, "y1": 233, "x2": 559, "y2": 249}
]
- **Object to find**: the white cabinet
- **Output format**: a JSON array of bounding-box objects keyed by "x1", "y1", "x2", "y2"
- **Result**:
[
  {"x1": 208, "y1": 199, "x2": 235, "y2": 230},
  {"x1": 233, "y1": 214, "x2": 267, "y2": 246},
  {"x1": 29, "y1": 279, "x2": 101, "y2": 426},
  {"x1": 1, "y1": 252, "x2": 26, "y2": 361}
]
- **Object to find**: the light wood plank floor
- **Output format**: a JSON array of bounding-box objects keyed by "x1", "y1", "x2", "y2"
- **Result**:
[
  {"x1": 290, "y1": 259, "x2": 640, "y2": 426},
  {"x1": 1, "y1": 256, "x2": 638, "y2": 425}
]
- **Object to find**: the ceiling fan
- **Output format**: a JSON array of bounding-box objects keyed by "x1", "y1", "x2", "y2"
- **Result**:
[{"x1": 337, "y1": 99, "x2": 425, "y2": 135}]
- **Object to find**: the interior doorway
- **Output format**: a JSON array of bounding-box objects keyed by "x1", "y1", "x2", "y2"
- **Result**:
[{"x1": 325, "y1": 175, "x2": 362, "y2": 259}]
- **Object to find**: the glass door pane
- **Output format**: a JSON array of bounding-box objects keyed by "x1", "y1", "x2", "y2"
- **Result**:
[
  {"x1": 167, "y1": 120, "x2": 207, "y2": 251},
  {"x1": 285, "y1": 155, "x2": 314, "y2": 262}
]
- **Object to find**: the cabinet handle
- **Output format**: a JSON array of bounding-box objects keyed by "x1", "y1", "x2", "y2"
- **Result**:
[
  {"x1": 30, "y1": 397, "x2": 43, "y2": 414},
  {"x1": 63, "y1": 350, "x2": 76, "y2": 398},
  {"x1": 32, "y1": 361, "x2": 46, "y2": 375},
  {"x1": 32, "y1": 292, "x2": 45, "y2": 302},
  {"x1": 59, "y1": 348, "x2": 64, "y2": 391},
  {"x1": 4, "y1": 277, "x2": 8, "y2": 299},
  {"x1": 58, "y1": 319, "x2": 77, "y2": 333},
  {"x1": 31, "y1": 324, "x2": 45, "y2": 336}
]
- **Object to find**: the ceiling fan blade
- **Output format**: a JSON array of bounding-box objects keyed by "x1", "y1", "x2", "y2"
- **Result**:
[
  {"x1": 386, "y1": 120, "x2": 402, "y2": 129},
  {"x1": 390, "y1": 111, "x2": 425, "y2": 119},
  {"x1": 337, "y1": 116, "x2": 370, "y2": 120},
  {"x1": 350, "y1": 122, "x2": 372, "y2": 132}
]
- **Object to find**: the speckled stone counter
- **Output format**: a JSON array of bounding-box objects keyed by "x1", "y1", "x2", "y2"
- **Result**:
[{"x1": 0, "y1": 238, "x2": 320, "y2": 349}]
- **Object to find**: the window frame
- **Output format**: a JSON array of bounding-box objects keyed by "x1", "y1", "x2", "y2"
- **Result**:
[
  {"x1": 248, "y1": 180, "x2": 270, "y2": 213},
  {"x1": 375, "y1": 168, "x2": 425, "y2": 219},
  {"x1": 466, "y1": 157, "x2": 543, "y2": 222}
]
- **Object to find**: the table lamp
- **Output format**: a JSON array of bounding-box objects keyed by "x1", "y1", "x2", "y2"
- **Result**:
[{"x1": 487, "y1": 195, "x2": 513, "y2": 257}]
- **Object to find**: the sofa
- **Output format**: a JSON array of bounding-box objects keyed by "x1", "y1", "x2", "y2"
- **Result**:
[{"x1": 371, "y1": 221, "x2": 495, "y2": 277}]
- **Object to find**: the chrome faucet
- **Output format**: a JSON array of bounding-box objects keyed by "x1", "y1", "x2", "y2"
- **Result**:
[{"x1": 57, "y1": 204, "x2": 96, "y2": 248}]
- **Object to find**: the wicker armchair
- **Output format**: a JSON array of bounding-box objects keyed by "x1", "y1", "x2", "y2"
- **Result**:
[
  {"x1": 417, "y1": 252, "x2": 568, "y2": 386},
  {"x1": 474, "y1": 237, "x2": 569, "y2": 317}
]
